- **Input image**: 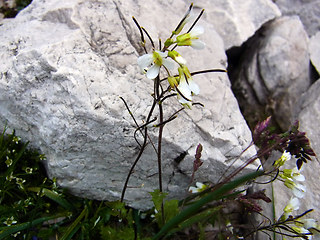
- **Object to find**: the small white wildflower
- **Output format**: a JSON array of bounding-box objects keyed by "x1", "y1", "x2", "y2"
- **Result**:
[
  {"x1": 176, "y1": 26, "x2": 205, "y2": 49},
  {"x1": 176, "y1": 66, "x2": 200, "y2": 107},
  {"x1": 137, "y1": 50, "x2": 174, "y2": 79},
  {"x1": 292, "y1": 226, "x2": 312, "y2": 240},
  {"x1": 298, "y1": 219, "x2": 318, "y2": 229},
  {"x1": 281, "y1": 197, "x2": 300, "y2": 220},
  {"x1": 3, "y1": 216, "x2": 17, "y2": 226},
  {"x1": 5, "y1": 156, "x2": 13, "y2": 167},
  {"x1": 274, "y1": 151, "x2": 291, "y2": 168},
  {"x1": 280, "y1": 168, "x2": 306, "y2": 198},
  {"x1": 189, "y1": 182, "x2": 207, "y2": 193},
  {"x1": 168, "y1": 50, "x2": 187, "y2": 65}
]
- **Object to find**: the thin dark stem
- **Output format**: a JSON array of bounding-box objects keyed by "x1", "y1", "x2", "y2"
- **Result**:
[
  {"x1": 174, "y1": 3, "x2": 193, "y2": 34},
  {"x1": 120, "y1": 96, "x2": 144, "y2": 147},
  {"x1": 120, "y1": 96, "x2": 158, "y2": 153},
  {"x1": 155, "y1": 75, "x2": 165, "y2": 224},
  {"x1": 218, "y1": 141, "x2": 254, "y2": 183},
  {"x1": 133, "y1": 117, "x2": 158, "y2": 152},
  {"x1": 153, "y1": 115, "x2": 177, "y2": 128},
  {"x1": 132, "y1": 16, "x2": 147, "y2": 54},
  {"x1": 120, "y1": 97, "x2": 157, "y2": 202},
  {"x1": 190, "y1": 69, "x2": 227, "y2": 76},
  {"x1": 160, "y1": 68, "x2": 227, "y2": 83},
  {"x1": 187, "y1": 9, "x2": 205, "y2": 33},
  {"x1": 161, "y1": 93, "x2": 177, "y2": 103},
  {"x1": 142, "y1": 27, "x2": 155, "y2": 49},
  {"x1": 253, "y1": 169, "x2": 279, "y2": 184}
]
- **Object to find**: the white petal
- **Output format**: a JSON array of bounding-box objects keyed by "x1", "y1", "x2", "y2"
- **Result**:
[
  {"x1": 188, "y1": 80, "x2": 200, "y2": 95},
  {"x1": 175, "y1": 56, "x2": 187, "y2": 65},
  {"x1": 301, "y1": 219, "x2": 317, "y2": 229},
  {"x1": 177, "y1": 80, "x2": 192, "y2": 100},
  {"x1": 137, "y1": 54, "x2": 153, "y2": 70},
  {"x1": 188, "y1": 186, "x2": 198, "y2": 193},
  {"x1": 294, "y1": 174, "x2": 305, "y2": 182},
  {"x1": 190, "y1": 26, "x2": 204, "y2": 37},
  {"x1": 162, "y1": 57, "x2": 175, "y2": 70},
  {"x1": 156, "y1": 50, "x2": 167, "y2": 58},
  {"x1": 146, "y1": 64, "x2": 160, "y2": 79},
  {"x1": 191, "y1": 39, "x2": 206, "y2": 50},
  {"x1": 289, "y1": 197, "x2": 300, "y2": 210},
  {"x1": 292, "y1": 184, "x2": 306, "y2": 198},
  {"x1": 195, "y1": 182, "x2": 205, "y2": 188}
]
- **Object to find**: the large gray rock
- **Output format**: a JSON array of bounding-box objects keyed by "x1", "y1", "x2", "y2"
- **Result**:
[
  {"x1": 274, "y1": 0, "x2": 320, "y2": 36},
  {"x1": 254, "y1": 80, "x2": 320, "y2": 238},
  {"x1": 293, "y1": 79, "x2": 320, "y2": 221},
  {"x1": 309, "y1": 31, "x2": 320, "y2": 75},
  {"x1": 197, "y1": 0, "x2": 281, "y2": 49},
  {"x1": 232, "y1": 16, "x2": 311, "y2": 130},
  {"x1": 0, "y1": 0, "x2": 257, "y2": 210}
]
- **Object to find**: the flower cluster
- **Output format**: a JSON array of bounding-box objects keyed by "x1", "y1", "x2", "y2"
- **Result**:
[
  {"x1": 280, "y1": 197, "x2": 320, "y2": 239},
  {"x1": 137, "y1": 4, "x2": 205, "y2": 107},
  {"x1": 275, "y1": 152, "x2": 319, "y2": 239}
]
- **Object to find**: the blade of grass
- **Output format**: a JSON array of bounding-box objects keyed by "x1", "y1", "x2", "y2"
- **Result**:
[
  {"x1": 60, "y1": 206, "x2": 88, "y2": 240},
  {"x1": 28, "y1": 187, "x2": 76, "y2": 211},
  {"x1": 0, "y1": 214, "x2": 66, "y2": 240},
  {"x1": 153, "y1": 170, "x2": 264, "y2": 240}
]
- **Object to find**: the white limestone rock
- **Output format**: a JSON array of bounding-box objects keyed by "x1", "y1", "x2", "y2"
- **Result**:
[
  {"x1": 233, "y1": 16, "x2": 311, "y2": 130},
  {"x1": 274, "y1": 0, "x2": 320, "y2": 36},
  {"x1": 196, "y1": 0, "x2": 281, "y2": 49},
  {"x1": 0, "y1": 0, "x2": 258, "y2": 210},
  {"x1": 309, "y1": 32, "x2": 320, "y2": 75},
  {"x1": 294, "y1": 80, "x2": 320, "y2": 222}
]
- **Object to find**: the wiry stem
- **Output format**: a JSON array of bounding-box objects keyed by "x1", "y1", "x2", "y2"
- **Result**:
[
  {"x1": 120, "y1": 97, "x2": 157, "y2": 202},
  {"x1": 155, "y1": 75, "x2": 165, "y2": 224}
]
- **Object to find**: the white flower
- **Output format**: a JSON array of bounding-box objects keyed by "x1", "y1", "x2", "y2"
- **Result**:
[
  {"x1": 281, "y1": 168, "x2": 306, "y2": 198},
  {"x1": 298, "y1": 219, "x2": 318, "y2": 229},
  {"x1": 189, "y1": 182, "x2": 207, "y2": 193},
  {"x1": 175, "y1": 66, "x2": 200, "y2": 106},
  {"x1": 168, "y1": 50, "x2": 187, "y2": 65},
  {"x1": 281, "y1": 197, "x2": 300, "y2": 220},
  {"x1": 176, "y1": 26, "x2": 205, "y2": 50},
  {"x1": 137, "y1": 50, "x2": 174, "y2": 79},
  {"x1": 3, "y1": 216, "x2": 17, "y2": 226},
  {"x1": 284, "y1": 180, "x2": 306, "y2": 198},
  {"x1": 282, "y1": 168, "x2": 305, "y2": 182},
  {"x1": 274, "y1": 151, "x2": 291, "y2": 168},
  {"x1": 292, "y1": 226, "x2": 312, "y2": 240}
]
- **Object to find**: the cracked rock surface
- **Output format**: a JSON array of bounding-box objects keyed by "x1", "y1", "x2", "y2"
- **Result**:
[{"x1": 0, "y1": 0, "x2": 260, "y2": 209}]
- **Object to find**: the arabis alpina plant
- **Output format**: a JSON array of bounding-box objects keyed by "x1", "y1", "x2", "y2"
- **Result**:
[
  {"x1": 134, "y1": 3, "x2": 206, "y2": 107},
  {"x1": 120, "y1": 4, "x2": 318, "y2": 240}
]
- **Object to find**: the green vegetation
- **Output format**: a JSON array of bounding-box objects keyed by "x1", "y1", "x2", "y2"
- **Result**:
[{"x1": 0, "y1": 0, "x2": 32, "y2": 18}]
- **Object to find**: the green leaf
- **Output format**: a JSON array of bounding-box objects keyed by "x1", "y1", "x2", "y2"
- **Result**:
[
  {"x1": 60, "y1": 206, "x2": 88, "y2": 240},
  {"x1": 28, "y1": 187, "x2": 75, "y2": 211},
  {"x1": 0, "y1": 214, "x2": 66, "y2": 240},
  {"x1": 149, "y1": 189, "x2": 168, "y2": 213},
  {"x1": 168, "y1": 205, "x2": 221, "y2": 236},
  {"x1": 153, "y1": 170, "x2": 264, "y2": 240}
]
